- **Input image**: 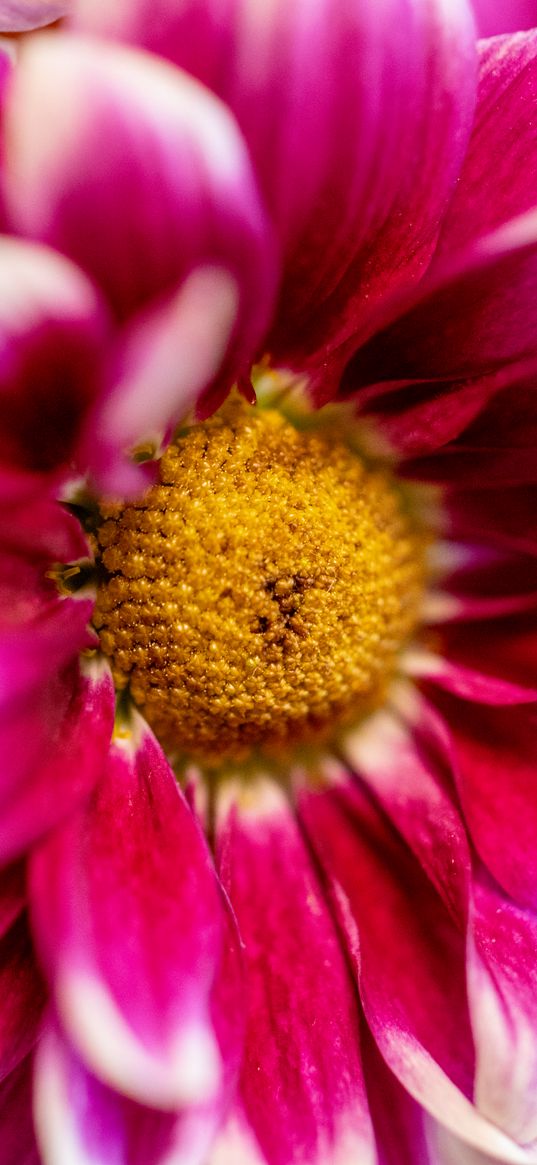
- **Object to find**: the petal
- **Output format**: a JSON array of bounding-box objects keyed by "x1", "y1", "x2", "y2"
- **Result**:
[
  {"x1": 215, "y1": 776, "x2": 375, "y2": 1165},
  {"x1": 403, "y1": 648, "x2": 537, "y2": 703},
  {"x1": 299, "y1": 773, "x2": 537, "y2": 1162},
  {"x1": 472, "y1": 2, "x2": 537, "y2": 35},
  {"x1": 30, "y1": 715, "x2": 225, "y2": 1110},
  {"x1": 341, "y1": 694, "x2": 470, "y2": 919},
  {"x1": 468, "y1": 868, "x2": 537, "y2": 1144},
  {"x1": 71, "y1": 0, "x2": 477, "y2": 380},
  {"x1": 82, "y1": 266, "x2": 239, "y2": 499},
  {"x1": 438, "y1": 32, "x2": 537, "y2": 255},
  {"x1": 0, "y1": 1, "x2": 66, "y2": 29},
  {"x1": 0, "y1": 913, "x2": 46, "y2": 1082},
  {"x1": 0, "y1": 655, "x2": 114, "y2": 862},
  {"x1": 442, "y1": 698, "x2": 537, "y2": 910},
  {"x1": 35, "y1": 1025, "x2": 218, "y2": 1165},
  {"x1": 3, "y1": 31, "x2": 276, "y2": 383},
  {"x1": 445, "y1": 484, "x2": 537, "y2": 557},
  {"x1": 0, "y1": 1053, "x2": 39, "y2": 1165},
  {"x1": 0, "y1": 237, "x2": 108, "y2": 475},
  {"x1": 343, "y1": 212, "x2": 537, "y2": 394}
]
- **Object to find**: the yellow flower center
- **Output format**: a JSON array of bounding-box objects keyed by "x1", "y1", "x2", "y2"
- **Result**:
[{"x1": 94, "y1": 399, "x2": 426, "y2": 762}]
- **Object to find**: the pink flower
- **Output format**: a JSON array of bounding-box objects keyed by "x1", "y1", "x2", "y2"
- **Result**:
[{"x1": 2, "y1": 3, "x2": 537, "y2": 1164}]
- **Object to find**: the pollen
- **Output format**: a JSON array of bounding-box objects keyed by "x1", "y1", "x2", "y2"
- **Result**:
[{"x1": 93, "y1": 398, "x2": 426, "y2": 762}]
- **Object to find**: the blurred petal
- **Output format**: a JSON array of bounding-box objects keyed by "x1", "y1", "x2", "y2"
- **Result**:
[
  {"x1": 83, "y1": 266, "x2": 239, "y2": 498},
  {"x1": 0, "y1": 238, "x2": 108, "y2": 475},
  {"x1": 0, "y1": 1, "x2": 66, "y2": 30},
  {"x1": 3, "y1": 32, "x2": 276, "y2": 386},
  {"x1": 0, "y1": 914, "x2": 45, "y2": 1083},
  {"x1": 0, "y1": 1053, "x2": 39, "y2": 1165},
  {"x1": 216, "y1": 777, "x2": 375, "y2": 1165},
  {"x1": 71, "y1": 0, "x2": 477, "y2": 380},
  {"x1": 31, "y1": 716, "x2": 225, "y2": 1109},
  {"x1": 0, "y1": 656, "x2": 114, "y2": 862},
  {"x1": 35, "y1": 1026, "x2": 202, "y2": 1165}
]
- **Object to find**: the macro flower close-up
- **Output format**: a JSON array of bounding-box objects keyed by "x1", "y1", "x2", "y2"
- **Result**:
[{"x1": 3, "y1": 1, "x2": 537, "y2": 1163}]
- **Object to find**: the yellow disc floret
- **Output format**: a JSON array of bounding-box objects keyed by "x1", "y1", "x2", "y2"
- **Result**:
[{"x1": 93, "y1": 398, "x2": 426, "y2": 761}]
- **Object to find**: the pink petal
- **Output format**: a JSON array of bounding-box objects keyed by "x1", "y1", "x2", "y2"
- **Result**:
[
  {"x1": 0, "y1": 913, "x2": 46, "y2": 1083},
  {"x1": 0, "y1": 656, "x2": 114, "y2": 863},
  {"x1": 216, "y1": 777, "x2": 375, "y2": 1165},
  {"x1": 35, "y1": 1024, "x2": 220, "y2": 1165},
  {"x1": 30, "y1": 716, "x2": 225, "y2": 1109},
  {"x1": 0, "y1": 1053, "x2": 39, "y2": 1165},
  {"x1": 443, "y1": 699, "x2": 537, "y2": 910},
  {"x1": 3, "y1": 32, "x2": 276, "y2": 378},
  {"x1": 438, "y1": 31, "x2": 537, "y2": 254},
  {"x1": 472, "y1": 2, "x2": 537, "y2": 34},
  {"x1": 71, "y1": 0, "x2": 477, "y2": 382},
  {"x1": 0, "y1": 237, "x2": 109, "y2": 476},
  {"x1": 341, "y1": 696, "x2": 470, "y2": 919},
  {"x1": 0, "y1": 1, "x2": 66, "y2": 29},
  {"x1": 81, "y1": 266, "x2": 240, "y2": 499},
  {"x1": 468, "y1": 867, "x2": 537, "y2": 1144}
]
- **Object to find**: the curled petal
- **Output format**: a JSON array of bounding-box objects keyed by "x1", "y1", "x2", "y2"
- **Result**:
[
  {"x1": 216, "y1": 777, "x2": 375, "y2": 1165},
  {"x1": 30, "y1": 717, "x2": 225, "y2": 1110}
]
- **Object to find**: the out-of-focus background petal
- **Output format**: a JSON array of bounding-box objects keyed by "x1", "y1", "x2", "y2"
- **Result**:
[{"x1": 473, "y1": 0, "x2": 537, "y2": 34}]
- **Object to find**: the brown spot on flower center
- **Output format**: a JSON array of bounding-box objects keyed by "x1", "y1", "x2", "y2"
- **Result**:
[{"x1": 93, "y1": 398, "x2": 426, "y2": 761}]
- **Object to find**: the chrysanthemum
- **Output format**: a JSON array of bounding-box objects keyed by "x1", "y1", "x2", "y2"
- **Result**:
[{"x1": 2, "y1": 2, "x2": 537, "y2": 1163}]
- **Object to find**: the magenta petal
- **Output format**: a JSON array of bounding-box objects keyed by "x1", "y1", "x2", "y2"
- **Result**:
[
  {"x1": 0, "y1": 238, "x2": 108, "y2": 475},
  {"x1": 444, "y1": 699, "x2": 537, "y2": 910},
  {"x1": 216, "y1": 778, "x2": 375, "y2": 1165},
  {"x1": 82, "y1": 267, "x2": 240, "y2": 498},
  {"x1": 438, "y1": 32, "x2": 537, "y2": 255},
  {"x1": 468, "y1": 868, "x2": 537, "y2": 1144},
  {"x1": 34, "y1": 1024, "x2": 221, "y2": 1165},
  {"x1": 4, "y1": 33, "x2": 276, "y2": 375},
  {"x1": 0, "y1": 914, "x2": 46, "y2": 1083},
  {"x1": 343, "y1": 215, "x2": 537, "y2": 394},
  {"x1": 30, "y1": 716, "x2": 225, "y2": 1109},
  {"x1": 298, "y1": 773, "x2": 537, "y2": 1161},
  {"x1": 0, "y1": 656, "x2": 114, "y2": 863},
  {"x1": 0, "y1": 1053, "x2": 39, "y2": 1165},
  {"x1": 71, "y1": 0, "x2": 477, "y2": 378},
  {"x1": 0, "y1": 1, "x2": 66, "y2": 29}
]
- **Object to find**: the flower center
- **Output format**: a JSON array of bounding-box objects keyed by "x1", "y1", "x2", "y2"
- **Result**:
[{"x1": 93, "y1": 399, "x2": 426, "y2": 762}]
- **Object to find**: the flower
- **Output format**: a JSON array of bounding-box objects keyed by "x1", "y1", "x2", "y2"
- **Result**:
[{"x1": 2, "y1": 3, "x2": 537, "y2": 1164}]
